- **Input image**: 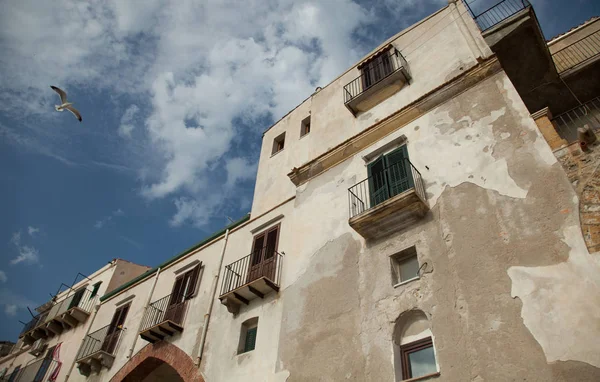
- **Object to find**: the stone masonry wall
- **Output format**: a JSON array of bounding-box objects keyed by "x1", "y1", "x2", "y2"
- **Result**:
[{"x1": 554, "y1": 139, "x2": 600, "y2": 253}]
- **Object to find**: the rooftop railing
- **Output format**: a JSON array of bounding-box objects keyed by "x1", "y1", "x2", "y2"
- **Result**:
[
  {"x1": 552, "y1": 97, "x2": 600, "y2": 143},
  {"x1": 348, "y1": 158, "x2": 426, "y2": 219},
  {"x1": 469, "y1": 0, "x2": 531, "y2": 32},
  {"x1": 76, "y1": 324, "x2": 124, "y2": 361},
  {"x1": 343, "y1": 48, "x2": 409, "y2": 104},
  {"x1": 140, "y1": 293, "x2": 188, "y2": 332},
  {"x1": 552, "y1": 30, "x2": 600, "y2": 74},
  {"x1": 220, "y1": 249, "x2": 283, "y2": 296}
]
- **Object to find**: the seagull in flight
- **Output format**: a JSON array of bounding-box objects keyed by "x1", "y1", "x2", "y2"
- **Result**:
[{"x1": 50, "y1": 86, "x2": 82, "y2": 122}]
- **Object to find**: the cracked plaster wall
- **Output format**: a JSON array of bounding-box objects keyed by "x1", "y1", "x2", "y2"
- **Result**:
[{"x1": 274, "y1": 71, "x2": 600, "y2": 381}]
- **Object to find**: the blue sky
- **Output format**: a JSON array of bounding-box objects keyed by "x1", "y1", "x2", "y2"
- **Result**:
[{"x1": 0, "y1": 0, "x2": 598, "y2": 341}]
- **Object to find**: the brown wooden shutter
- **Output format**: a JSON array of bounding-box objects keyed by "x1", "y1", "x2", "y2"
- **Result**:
[
  {"x1": 169, "y1": 277, "x2": 185, "y2": 306},
  {"x1": 185, "y1": 266, "x2": 200, "y2": 299}
]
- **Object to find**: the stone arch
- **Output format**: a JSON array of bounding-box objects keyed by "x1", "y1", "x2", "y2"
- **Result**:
[{"x1": 110, "y1": 342, "x2": 204, "y2": 382}]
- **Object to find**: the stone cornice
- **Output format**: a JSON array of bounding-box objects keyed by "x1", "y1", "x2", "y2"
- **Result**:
[{"x1": 288, "y1": 56, "x2": 503, "y2": 186}]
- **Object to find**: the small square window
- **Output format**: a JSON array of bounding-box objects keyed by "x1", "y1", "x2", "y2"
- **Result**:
[
  {"x1": 400, "y1": 337, "x2": 437, "y2": 379},
  {"x1": 390, "y1": 246, "x2": 419, "y2": 286},
  {"x1": 238, "y1": 317, "x2": 258, "y2": 354},
  {"x1": 272, "y1": 132, "x2": 285, "y2": 155},
  {"x1": 300, "y1": 116, "x2": 311, "y2": 137}
]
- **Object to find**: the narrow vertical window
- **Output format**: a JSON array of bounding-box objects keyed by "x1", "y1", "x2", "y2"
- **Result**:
[
  {"x1": 238, "y1": 317, "x2": 259, "y2": 354},
  {"x1": 272, "y1": 132, "x2": 285, "y2": 155},
  {"x1": 90, "y1": 282, "x2": 102, "y2": 298},
  {"x1": 300, "y1": 116, "x2": 311, "y2": 137}
]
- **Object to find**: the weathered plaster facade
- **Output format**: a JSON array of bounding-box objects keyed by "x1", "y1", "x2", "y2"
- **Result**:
[{"x1": 3, "y1": 1, "x2": 600, "y2": 381}]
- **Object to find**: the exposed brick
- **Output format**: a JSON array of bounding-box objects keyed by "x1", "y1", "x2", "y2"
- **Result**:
[{"x1": 581, "y1": 212, "x2": 600, "y2": 225}]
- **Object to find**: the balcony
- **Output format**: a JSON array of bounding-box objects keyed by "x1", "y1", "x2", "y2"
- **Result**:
[
  {"x1": 343, "y1": 47, "x2": 410, "y2": 115},
  {"x1": 75, "y1": 324, "x2": 124, "y2": 376},
  {"x1": 219, "y1": 249, "x2": 283, "y2": 314},
  {"x1": 552, "y1": 97, "x2": 600, "y2": 143},
  {"x1": 20, "y1": 289, "x2": 97, "y2": 345},
  {"x1": 5, "y1": 357, "x2": 59, "y2": 382},
  {"x1": 469, "y1": 0, "x2": 531, "y2": 32},
  {"x1": 348, "y1": 159, "x2": 428, "y2": 239},
  {"x1": 552, "y1": 30, "x2": 600, "y2": 75},
  {"x1": 139, "y1": 294, "x2": 187, "y2": 343}
]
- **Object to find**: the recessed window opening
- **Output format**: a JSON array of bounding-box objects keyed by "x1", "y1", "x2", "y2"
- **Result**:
[
  {"x1": 393, "y1": 310, "x2": 438, "y2": 381},
  {"x1": 390, "y1": 246, "x2": 419, "y2": 286},
  {"x1": 300, "y1": 116, "x2": 311, "y2": 137},
  {"x1": 238, "y1": 317, "x2": 259, "y2": 354},
  {"x1": 272, "y1": 132, "x2": 285, "y2": 155}
]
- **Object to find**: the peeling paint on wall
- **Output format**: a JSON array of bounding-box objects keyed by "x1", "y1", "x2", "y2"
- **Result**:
[{"x1": 508, "y1": 225, "x2": 600, "y2": 368}]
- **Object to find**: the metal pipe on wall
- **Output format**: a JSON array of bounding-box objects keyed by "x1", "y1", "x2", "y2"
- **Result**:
[
  {"x1": 127, "y1": 267, "x2": 162, "y2": 359},
  {"x1": 195, "y1": 228, "x2": 230, "y2": 365}
]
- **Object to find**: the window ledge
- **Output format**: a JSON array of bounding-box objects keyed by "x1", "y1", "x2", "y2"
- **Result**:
[
  {"x1": 401, "y1": 372, "x2": 440, "y2": 382},
  {"x1": 393, "y1": 276, "x2": 419, "y2": 288},
  {"x1": 299, "y1": 133, "x2": 310, "y2": 139},
  {"x1": 270, "y1": 149, "x2": 284, "y2": 158}
]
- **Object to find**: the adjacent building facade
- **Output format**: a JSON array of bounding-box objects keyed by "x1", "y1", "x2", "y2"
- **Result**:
[{"x1": 2, "y1": 0, "x2": 599, "y2": 381}]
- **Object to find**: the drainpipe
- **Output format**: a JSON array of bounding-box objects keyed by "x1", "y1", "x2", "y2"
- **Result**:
[
  {"x1": 195, "y1": 228, "x2": 230, "y2": 365},
  {"x1": 127, "y1": 267, "x2": 161, "y2": 359},
  {"x1": 64, "y1": 304, "x2": 100, "y2": 381},
  {"x1": 449, "y1": 0, "x2": 484, "y2": 60}
]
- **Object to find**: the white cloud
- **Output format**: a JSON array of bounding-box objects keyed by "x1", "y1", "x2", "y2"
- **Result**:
[
  {"x1": 0, "y1": 271, "x2": 7, "y2": 283},
  {"x1": 5, "y1": 304, "x2": 17, "y2": 316},
  {"x1": 118, "y1": 105, "x2": 140, "y2": 138},
  {"x1": 0, "y1": 0, "x2": 441, "y2": 227},
  {"x1": 94, "y1": 209, "x2": 125, "y2": 229},
  {"x1": 10, "y1": 231, "x2": 40, "y2": 265},
  {"x1": 27, "y1": 226, "x2": 40, "y2": 236},
  {"x1": 0, "y1": 289, "x2": 37, "y2": 318}
]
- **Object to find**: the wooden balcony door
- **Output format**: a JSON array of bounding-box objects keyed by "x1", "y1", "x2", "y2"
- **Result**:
[
  {"x1": 164, "y1": 266, "x2": 199, "y2": 325},
  {"x1": 247, "y1": 225, "x2": 279, "y2": 283},
  {"x1": 102, "y1": 304, "x2": 129, "y2": 355}
]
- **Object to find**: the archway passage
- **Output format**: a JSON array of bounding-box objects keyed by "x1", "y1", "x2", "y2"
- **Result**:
[{"x1": 110, "y1": 342, "x2": 204, "y2": 382}]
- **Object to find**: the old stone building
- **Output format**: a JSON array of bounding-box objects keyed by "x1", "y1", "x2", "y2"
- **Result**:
[{"x1": 2, "y1": 0, "x2": 599, "y2": 381}]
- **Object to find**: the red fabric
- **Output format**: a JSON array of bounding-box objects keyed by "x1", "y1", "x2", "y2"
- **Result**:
[{"x1": 48, "y1": 343, "x2": 62, "y2": 381}]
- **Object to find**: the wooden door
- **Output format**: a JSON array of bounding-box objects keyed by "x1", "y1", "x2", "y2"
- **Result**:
[
  {"x1": 164, "y1": 277, "x2": 186, "y2": 324},
  {"x1": 386, "y1": 146, "x2": 412, "y2": 198},
  {"x1": 102, "y1": 304, "x2": 129, "y2": 354},
  {"x1": 247, "y1": 234, "x2": 266, "y2": 283},
  {"x1": 368, "y1": 155, "x2": 389, "y2": 208},
  {"x1": 68, "y1": 288, "x2": 86, "y2": 310},
  {"x1": 33, "y1": 346, "x2": 55, "y2": 382},
  {"x1": 262, "y1": 226, "x2": 279, "y2": 281}
]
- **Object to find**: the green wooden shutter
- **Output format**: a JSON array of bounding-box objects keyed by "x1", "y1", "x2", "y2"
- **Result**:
[
  {"x1": 244, "y1": 327, "x2": 257, "y2": 352},
  {"x1": 385, "y1": 145, "x2": 413, "y2": 198},
  {"x1": 69, "y1": 288, "x2": 86, "y2": 310},
  {"x1": 368, "y1": 155, "x2": 390, "y2": 207},
  {"x1": 90, "y1": 282, "x2": 102, "y2": 298}
]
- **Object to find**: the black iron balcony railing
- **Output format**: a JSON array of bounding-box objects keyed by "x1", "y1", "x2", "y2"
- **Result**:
[
  {"x1": 220, "y1": 249, "x2": 284, "y2": 297},
  {"x1": 140, "y1": 294, "x2": 188, "y2": 333},
  {"x1": 76, "y1": 324, "x2": 124, "y2": 361},
  {"x1": 552, "y1": 30, "x2": 600, "y2": 74},
  {"x1": 343, "y1": 48, "x2": 409, "y2": 104},
  {"x1": 7, "y1": 357, "x2": 58, "y2": 382},
  {"x1": 348, "y1": 158, "x2": 426, "y2": 219},
  {"x1": 20, "y1": 288, "x2": 97, "y2": 337},
  {"x1": 552, "y1": 97, "x2": 600, "y2": 143},
  {"x1": 469, "y1": 0, "x2": 531, "y2": 32}
]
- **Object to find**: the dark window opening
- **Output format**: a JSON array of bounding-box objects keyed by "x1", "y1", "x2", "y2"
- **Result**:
[
  {"x1": 301, "y1": 116, "x2": 311, "y2": 137},
  {"x1": 90, "y1": 282, "x2": 102, "y2": 299},
  {"x1": 272, "y1": 132, "x2": 286, "y2": 155}
]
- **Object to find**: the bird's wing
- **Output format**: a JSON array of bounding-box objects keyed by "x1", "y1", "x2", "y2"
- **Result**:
[
  {"x1": 64, "y1": 105, "x2": 82, "y2": 122},
  {"x1": 50, "y1": 86, "x2": 68, "y2": 104}
]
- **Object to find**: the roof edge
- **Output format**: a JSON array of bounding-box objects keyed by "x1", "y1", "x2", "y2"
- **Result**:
[{"x1": 99, "y1": 214, "x2": 250, "y2": 302}]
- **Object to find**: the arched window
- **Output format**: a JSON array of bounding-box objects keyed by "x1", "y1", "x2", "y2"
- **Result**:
[
  {"x1": 238, "y1": 317, "x2": 259, "y2": 354},
  {"x1": 393, "y1": 310, "x2": 438, "y2": 381}
]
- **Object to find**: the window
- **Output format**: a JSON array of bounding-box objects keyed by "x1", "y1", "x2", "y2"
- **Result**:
[
  {"x1": 272, "y1": 132, "x2": 285, "y2": 155},
  {"x1": 103, "y1": 304, "x2": 130, "y2": 354},
  {"x1": 238, "y1": 317, "x2": 258, "y2": 354},
  {"x1": 90, "y1": 282, "x2": 102, "y2": 299},
  {"x1": 8, "y1": 365, "x2": 20, "y2": 382},
  {"x1": 390, "y1": 246, "x2": 419, "y2": 286},
  {"x1": 300, "y1": 116, "x2": 311, "y2": 137},
  {"x1": 400, "y1": 337, "x2": 437, "y2": 380},
  {"x1": 361, "y1": 48, "x2": 395, "y2": 90},
  {"x1": 164, "y1": 265, "x2": 201, "y2": 324},
  {"x1": 393, "y1": 310, "x2": 438, "y2": 381},
  {"x1": 248, "y1": 224, "x2": 280, "y2": 282},
  {"x1": 367, "y1": 145, "x2": 412, "y2": 207}
]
